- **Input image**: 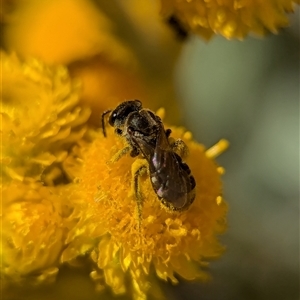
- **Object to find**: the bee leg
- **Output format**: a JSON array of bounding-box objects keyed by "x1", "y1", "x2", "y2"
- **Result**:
[
  {"x1": 101, "y1": 109, "x2": 111, "y2": 137},
  {"x1": 170, "y1": 139, "x2": 189, "y2": 158},
  {"x1": 130, "y1": 146, "x2": 140, "y2": 158},
  {"x1": 165, "y1": 128, "x2": 172, "y2": 137},
  {"x1": 109, "y1": 146, "x2": 131, "y2": 163},
  {"x1": 131, "y1": 159, "x2": 148, "y2": 229}
]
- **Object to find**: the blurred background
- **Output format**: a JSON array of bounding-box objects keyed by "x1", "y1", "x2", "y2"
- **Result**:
[
  {"x1": 169, "y1": 11, "x2": 299, "y2": 300},
  {"x1": 2, "y1": 1, "x2": 299, "y2": 299}
]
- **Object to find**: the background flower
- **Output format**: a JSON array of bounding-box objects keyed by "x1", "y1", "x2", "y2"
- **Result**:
[
  {"x1": 160, "y1": 0, "x2": 300, "y2": 39},
  {"x1": 1, "y1": 180, "x2": 64, "y2": 286},
  {"x1": 1, "y1": 52, "x2": 90, "y2": 185}
]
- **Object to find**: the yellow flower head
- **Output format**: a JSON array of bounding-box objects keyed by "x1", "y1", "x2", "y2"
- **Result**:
[
  {"x1": 61, "y1": 108, "x2": 228, "y2": 299},
  {"x1": 1, "y1": 52, "x2": 91, "y2": 185},
  {"x1": 160, "y1": 0, "x2": 300, "y2": 39},
  {"x1": 3, "y1": 0, "x2": 136, "y2": 65},
  {"x1": 1, "y1": 180, "x2": 64, "y2": 286}
]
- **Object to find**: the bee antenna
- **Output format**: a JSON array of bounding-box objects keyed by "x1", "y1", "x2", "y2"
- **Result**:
[{"x1": 101, "y1": 109, "x2": 111, "y2": 137}]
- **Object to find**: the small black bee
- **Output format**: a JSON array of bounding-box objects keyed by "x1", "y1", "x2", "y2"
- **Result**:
[{"x1": 102, "y1": 100, "x2": 196, "y2": 220}]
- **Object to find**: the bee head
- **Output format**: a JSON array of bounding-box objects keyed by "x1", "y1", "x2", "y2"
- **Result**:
[{"x1": 109, "y1": 99, "x2": 142, "y2": 128}]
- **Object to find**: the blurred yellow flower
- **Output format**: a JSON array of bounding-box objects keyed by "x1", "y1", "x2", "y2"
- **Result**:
[
  {"x1": 60, "y1": 118, "x2": 228, "y2": 300},
  {"x1": 3, "y1": 0, "x2": 135, "y2": 66},
  {"x1": 1, "y1": 52, "x2": 90, "y2": 185},
  {"x1": 69, "y1": 56, "x2": 148, "y2": 126},
  {"x1": 160, "y1": 0, "x2": 300, "y2": 39},
  {"x1": 2, "y1": 0, "x2": 185, "y2": 124},
  {"x1": 1, "y1": 180, "x2": 64, "y2": 286}
]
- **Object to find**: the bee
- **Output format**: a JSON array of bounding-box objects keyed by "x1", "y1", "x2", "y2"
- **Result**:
[{"x1": 102, "y1": 100, "x2": 196, "y2": 221}]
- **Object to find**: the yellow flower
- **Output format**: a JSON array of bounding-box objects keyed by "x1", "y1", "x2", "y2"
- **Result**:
[
  {"x1": 3, "y1": 0, "x2": 135, "y2": 65},
  {"x1": 1, "y1": 180, "x2": 64, "y2": 286},
  {"x1": 69, "y1": 56, "x2": 149, "y2": 126},
  {"x1": 160, "y1": 0, "x2": 300, "y2": 39},
  {"x1": 61, "y1": 111, "x2": 228, "y2": 300},
  {"x1": 1, "y1": 52, "x2": 90, "y2": 185}
]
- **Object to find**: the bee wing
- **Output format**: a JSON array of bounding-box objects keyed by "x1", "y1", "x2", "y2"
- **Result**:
[
  {"x1": 154, "y1": 122, "x2": 171, "y2": 151},
  {"x1": 133, "y1": 128, "x2": 190, "y2": 209},
  {"x1": 130, "y1": 132, "x2": 155, "y2": 163},
  {"x1": 154, "y1": 129, "x2": 193, "y2": 208},
  {"x1": 159, "y1": 152, "x2": 190, "y2": 209}
]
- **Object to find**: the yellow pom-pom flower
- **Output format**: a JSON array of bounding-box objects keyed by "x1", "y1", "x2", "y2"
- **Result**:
[
  {"x1": 60, "y1": 109, "x2": 228, "y2": 300},
  {"x1": 1, "y1": 52, "x2": 91, "y2": 185},
  {"x1": 3, "y1": 0, "x2": 136, "y2": 66},
  {"x1": 160, "y1": 0, "x2": 300, "y2": 39},
  {"x1": 1, "y1": 180, "x2": 64, "y2": 286}
]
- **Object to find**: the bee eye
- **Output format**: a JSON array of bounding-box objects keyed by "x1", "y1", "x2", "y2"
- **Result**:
[
  {"x1": 109, "y1": 112, "x2": 118, "y2": 126},
  {"x1": 115, "y1": 128, "x2": 122, "y2": 135}
]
